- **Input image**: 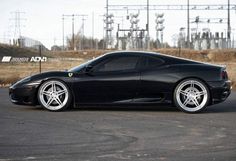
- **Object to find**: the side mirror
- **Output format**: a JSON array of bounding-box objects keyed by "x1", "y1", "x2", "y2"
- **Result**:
[{"x1": 85, "y1": 65, "x2": 93, "y2": 73}]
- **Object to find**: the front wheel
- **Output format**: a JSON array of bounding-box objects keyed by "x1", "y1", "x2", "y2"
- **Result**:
[
  {"x1": 37, "y1": 80, "x2": 72, "y2": 111},
  {"x1": 174, "y1": 79, "x2": 210, "y2": 113}
]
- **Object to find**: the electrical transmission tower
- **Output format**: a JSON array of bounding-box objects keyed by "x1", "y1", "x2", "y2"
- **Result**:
[
  {"x1": 155, "y1": 13, "x2": 165, "y2": 48},
  {"x1": 103, "y1": 13, "x2": 114, "y2": 49},
  {"x1": 108, "y1": 1, "x2": 236, "y2": 49},
  {"x1": 10, "y1": 11, "x2": 26, "y2": 45}
]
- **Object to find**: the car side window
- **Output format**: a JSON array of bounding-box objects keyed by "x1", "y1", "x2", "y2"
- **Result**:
[
  {"x1": 95, "y1": 56, "x2": 139, "y2": 72},
  {"x1": 142, "y1": 56, "x2": 164, "y2": 69}
]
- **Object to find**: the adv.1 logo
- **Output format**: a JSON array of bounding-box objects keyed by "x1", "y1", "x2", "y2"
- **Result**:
[{"x1": 30, "y1": 57, "x2": 47, "y2": 62}]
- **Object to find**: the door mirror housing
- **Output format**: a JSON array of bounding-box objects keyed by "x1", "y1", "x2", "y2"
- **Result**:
[{"x1": 84, "y1": 65, "x2": 93, "y2": 73}]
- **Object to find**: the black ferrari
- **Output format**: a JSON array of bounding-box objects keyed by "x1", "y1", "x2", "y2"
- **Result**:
[{"x1": 9, "y1": 51, "x2": 231, "y2": 113}]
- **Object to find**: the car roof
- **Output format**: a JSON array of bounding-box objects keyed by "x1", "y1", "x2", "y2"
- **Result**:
[
  {"x1": 105, "y1": 50, "x2": 186, "y2": 61},
  {"x1": 105, "y1": 50, "x2": 203, "y2": 65},
  {"x1": 107, "y1": 50, "x2": 157, "y2": 55},
  {"x1": 105, "y1": 50, "x2": 160, "y2": 57}
]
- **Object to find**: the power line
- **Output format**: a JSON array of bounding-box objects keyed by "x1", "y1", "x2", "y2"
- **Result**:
[{"x1": 108, "y1": 4, "x2": 236, "y2": 11}]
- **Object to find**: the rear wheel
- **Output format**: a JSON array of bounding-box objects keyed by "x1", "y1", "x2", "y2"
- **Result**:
[
  {"x1": 174, "y1": 78, "x2": 210, "y2": 113},
  {"x1": 38, "y1": 80, "x2": 72, "y2": 111}
]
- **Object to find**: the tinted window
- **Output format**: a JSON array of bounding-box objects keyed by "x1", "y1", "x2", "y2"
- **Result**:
[
  {"x1": 142, "y1": 56, "x2": 164, "y2": 68},
  {"x1": 96, "y1": 56, "x2": 139, "y2": 72}
]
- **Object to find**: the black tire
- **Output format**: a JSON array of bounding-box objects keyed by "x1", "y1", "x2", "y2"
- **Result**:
[
  {"x1": 37, "y1": 79, "x2": 72, "y2": 112},
  {"x1": 173, "y1": 78, "x2": 210, "y2": 113}
]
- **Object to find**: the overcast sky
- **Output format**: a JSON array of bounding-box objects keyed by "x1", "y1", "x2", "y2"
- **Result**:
[{"x1": 0, "y1": 0, "x2": 236, "y2": 48}]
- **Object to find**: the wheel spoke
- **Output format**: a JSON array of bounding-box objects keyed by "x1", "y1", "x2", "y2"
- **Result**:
[
  {"x1": 46, "y1": 97, "x2": 54, "y2": 107},
  {"x1": 191, "y1": 97, "x2": 200, "y2": 107},
  {"x1": 42, "y1": 91, "x2": 51, "y2": 97},
  {"x1": 57, "y1": 89, "x2": 67, "y2": 96},
  {"x1": 179, "y1": 90, "x2": 188, "y2": 96},
  {"x1": 195, "y1": 91, "x2": 206, "y2": 97},
  {"x1": 183, "y1": 96, "x2": 191, "y2": 106},
  {"x1": 54, "y1": 96, "x2": 62, "y2": 105},
  {"x1": 52, "y1": 82, "x2": 57, "y2": 92},
  {"x1": 190, "y1": 81, "x2": 195, "y2": 91}
]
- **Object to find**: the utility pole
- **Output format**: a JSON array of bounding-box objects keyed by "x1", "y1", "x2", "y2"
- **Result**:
[
  {"x1": 92, "y1": 12, "x2": 94, "y2": 49},
  {"x1": 62, "y1": 14, "x2": 88, "y2": 51},
  {"x1": 187, "y1": 0, "x2": 190, "y2": 48},
  {"x1": 106, "y1": 0, "x2": 109, "y2": 49},
  {"x1": 227, "y1": 0, "x2": 231, "y2": 48},
  {"x1": 81, "y1": 15, "x2": 86, "y2": 50},
  {"x1": 146, "y1": 0, "x2": 150, "y2": 50},
  {"x1": 62, "y1": 15, "x2": 65, "y2": 50},
  {"x1": 102, "y1": 16, "x2": 105, "y2": 49},
  {"x1": 72, "y1": 14, "x2": 75, "y2": 50},
  {"x1": 63, "y1": 14, "x2": 75, "y2": 50}
]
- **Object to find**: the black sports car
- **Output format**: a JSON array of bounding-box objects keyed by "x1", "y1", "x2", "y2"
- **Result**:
[{"x1": 9, "y1": 51, "x2": 231, "y2": 113}]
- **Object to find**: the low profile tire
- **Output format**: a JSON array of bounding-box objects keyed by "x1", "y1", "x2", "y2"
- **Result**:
[
  {"x1": 174, "y1": 78, "x2": 210, "y2": 113},
  {"x1": 37, "y1": 79, "x2": 72, "y2": 111}
]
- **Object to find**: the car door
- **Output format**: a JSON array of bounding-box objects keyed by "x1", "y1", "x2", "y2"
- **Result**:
[
  {"x1": 73, "y1": 53, "x2": 141, "y2": 104},
  {"x1": 136, "y1": 55, "x2": 168, "y2": 103}
]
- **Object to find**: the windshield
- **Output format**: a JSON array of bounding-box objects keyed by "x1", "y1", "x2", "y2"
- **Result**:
[
  {"x1": 68, "y1": 54, "x2": 106, "y2": 72},
  {"x1": 68, "y1": 61, "x2": 90, "y2": 72}
]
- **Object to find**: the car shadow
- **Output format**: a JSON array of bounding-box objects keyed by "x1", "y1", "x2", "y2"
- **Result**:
[
  {"x1": 70, "y1": 105, "x2": 180, "y2": 112},
  {"x1": 19, "y1": 102, "x2": 236, "y2": 113},
  {"x1": 21, "y1": 105, "x2": 180, "y2": 113},
  {"x1": 203, "y1": 105, "x2": 236, "y2": 113}
]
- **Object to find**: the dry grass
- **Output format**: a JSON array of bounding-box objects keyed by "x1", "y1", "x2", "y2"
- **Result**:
[
  {"x1": 52, "y1": 48, "x2": 236, "y2": 63},
  {"x1": 153, "y1": 48, "x2": 236, "y2": 62},
  {"x1": 0, "y1": 59, "x2": 84, "y2": 86},
  {"x1": 0, "y1": 43, "x2": 49, "y2": 57},
  {"x1": 50, "y1": 50, "x2": 110, "y2": 59},
  {"x1": 0, "y1": 48, "x2": 236, "y2": 90}
]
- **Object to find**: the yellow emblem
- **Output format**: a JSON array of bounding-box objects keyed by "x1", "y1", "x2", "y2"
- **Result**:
[{"x1": 68, "y1": 73, "x2": 73, "y2": 77}]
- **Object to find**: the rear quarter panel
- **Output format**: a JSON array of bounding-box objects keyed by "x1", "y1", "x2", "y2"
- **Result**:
[{"x1": 177, "y1": 64, "x2": 222, "y2": 82}]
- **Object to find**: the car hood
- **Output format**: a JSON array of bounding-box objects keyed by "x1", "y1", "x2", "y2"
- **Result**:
[{"x1": 12, "y1": 71, "x2": 73, "y2": 87}]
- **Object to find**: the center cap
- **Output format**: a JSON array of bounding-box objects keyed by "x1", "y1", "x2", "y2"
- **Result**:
[
  {"x1": 189, "y1": 93, "x2": 195, "y2": 98},
  {"x1": 52, "y1": 93, "x2": 56, "y2": 97}
]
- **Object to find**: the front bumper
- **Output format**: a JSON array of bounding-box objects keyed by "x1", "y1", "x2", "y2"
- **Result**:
[
  {"x1": 9, "y1": 85, "x2": 39, "y2": 105},
  {"x1": 208, "y1": 80, "x2": 231, "y2": 104}
]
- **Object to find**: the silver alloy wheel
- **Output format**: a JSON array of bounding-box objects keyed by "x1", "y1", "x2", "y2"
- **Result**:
[
  {"x1": 39, "y1": 80, "x2": 69, "y2": 111},
  {"x1": 176, "y1": 80, "x2": 208, "y2": 112}
]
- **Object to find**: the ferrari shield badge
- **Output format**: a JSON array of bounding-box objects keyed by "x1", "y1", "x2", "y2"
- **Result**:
[{"x1": 68, "y1": 73, "x2": 73, "y2": 77}]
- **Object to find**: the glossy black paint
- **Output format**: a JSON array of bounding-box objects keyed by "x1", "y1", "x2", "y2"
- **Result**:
[{"x1": 9, "y1": 51, "x2": 231, "y2": 107}]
